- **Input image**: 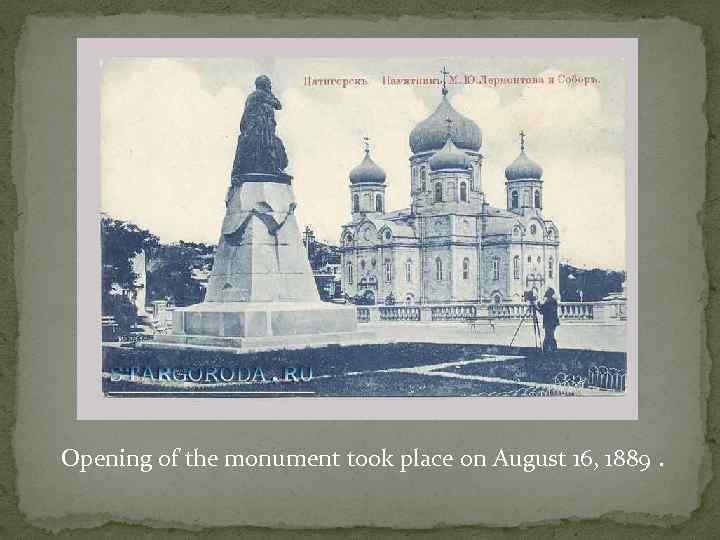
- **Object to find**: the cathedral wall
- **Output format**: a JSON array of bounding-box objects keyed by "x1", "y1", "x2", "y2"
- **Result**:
[
  {"x1": 390, "y1": 246, "x2": 420, "y2": 303},
  {"x1": 425, "y1": 215, "x2": 451, "y2": 238},
  {"x1": 481, "y1": 243, "x2": 511, "y2": 302},
  {"x1": 492, "y1": 240, "x2": 561, "y2": 303},
  {"x1": 451, "y1": 246, "x2": 479, "y2": 302},
  {"x1": 422, "y1": 246, "x2": 452, "y2": 303}
]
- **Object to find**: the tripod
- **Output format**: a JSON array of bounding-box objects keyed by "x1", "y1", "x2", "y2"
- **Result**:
[{"x1": 509, "y1": 301, "x2": 543, "y2": 350}]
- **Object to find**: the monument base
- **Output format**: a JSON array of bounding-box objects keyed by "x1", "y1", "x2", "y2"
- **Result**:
[{"x1": 146, "y1": 301, "x2": 370, "y2": 352}]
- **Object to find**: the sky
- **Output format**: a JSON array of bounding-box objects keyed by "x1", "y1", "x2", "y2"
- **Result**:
[{"x1": 101, "y1": 56, "x2": 627, "y2": 270}]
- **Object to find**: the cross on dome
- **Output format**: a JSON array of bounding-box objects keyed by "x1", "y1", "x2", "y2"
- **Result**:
[
  {"x1": 363, "y1": 136, "x2": 371, "y2": 154},
  {"x1": 520, "y1": 130, "x2": 526, "y2": 152},
  {"x1": 440, "y1": 65, "x2": 449, "y2": 96}
]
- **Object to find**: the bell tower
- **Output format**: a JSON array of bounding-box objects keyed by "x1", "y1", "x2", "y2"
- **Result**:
[
  {"x1": 505, "y1": 130, "x2": 544, "y2": 216},
  {"x1": 349, "y1": 137, "x2": 387, "y2": 221}
]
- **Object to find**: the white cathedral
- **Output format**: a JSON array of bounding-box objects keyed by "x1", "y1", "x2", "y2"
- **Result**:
[{"x1": 340, "y1": 85, "x2": 561, "y2": 305}]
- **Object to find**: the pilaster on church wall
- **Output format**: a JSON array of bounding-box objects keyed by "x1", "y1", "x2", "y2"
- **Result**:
[
  {"x1": 422, "y1": 245, "x2": 451, "y2": 303},
  {"x1": 391, "y1": 246, "x2": 420, "y2": 304},
  {"x1": 452, "y1": 245, "x2": 478, "y2": 302}
]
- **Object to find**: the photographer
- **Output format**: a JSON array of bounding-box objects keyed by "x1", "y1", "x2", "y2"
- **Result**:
[{"x1": 537, "y1": 288, "x2": 560, "y2": 352}]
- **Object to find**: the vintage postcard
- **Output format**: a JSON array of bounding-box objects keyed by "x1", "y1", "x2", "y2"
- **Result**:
[{"x1": 77, "y1": 38, "x2": 637, "y2": 419}]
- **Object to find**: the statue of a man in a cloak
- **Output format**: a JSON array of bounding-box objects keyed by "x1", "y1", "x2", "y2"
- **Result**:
[{"x1": 230, "y1": 75, "x2": 289, "y2": 181}]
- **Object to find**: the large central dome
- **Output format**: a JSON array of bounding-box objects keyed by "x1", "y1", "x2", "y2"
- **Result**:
[{"x1": 409, "y1": 95, "x2": 482, "y2": 155}]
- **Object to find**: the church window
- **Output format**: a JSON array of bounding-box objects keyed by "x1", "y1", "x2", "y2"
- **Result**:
[
  {"x1": 434, "y1": 182, "x2": 443, "y2": 203},
  {"x1": 527, "y1": 256, "x2": 532, "y2": 263},
  {"x1": 435, "y1": 257, "x2": 443, "y2": 281},
  {"x1": 547, "y1": 228, "x2": 554, "y2": 240},
  {"x1": 346, "y1": 261, "x2": 353, "y2": 284},
  {"x1": 462, "y1": 258, "x2": 470, "y2": 280},
  {"x1": 360, "y1": 259, "x2": 366, "y2": 270},
  {"x1": 384, "y1": 259, "x2": 392, "y2": 283},
  {"x1": 530, "y1": 224, "x2": 537, "y2": 235},
  {"x1": 352, "y1": 194, "x2": 359, "y2": 213},
  {"x1": 548, "y1": 257, "x2": 554, "y2": 279},
  {"x1": 384, "y1": 230, "x2": 392, "y2": 241},
  {"x1": 537, "y1": 256, "x2": 542, "y2": 264},
  {"x1": 513, "y1": 255, "x2": 520, "y2": 279},
  {"x1": 511, "y1": 190, "x2": 519, "y2": 209},
  {"x1": 492, "y1": 257, "x2": 500, "y2": 281},
  {"x1": 376, "y1": 194, "x2": 383, "y2": 212},
  {"x1": 420, "y1": 167, "x2": 427, "y2": 191},
  {"x1": 460, "y1": 181, "x2": 468, "y2": 202},
  {"x1": 513, "y1": 226, "x2": 520, "y2": 237},
  {"x1": 493, "y1": 293, "x2": 502, "y2": 304},
  {"x1": 534, "y1": 189, "x2": 541, "y2": 208},
  {"x1": 405, "y1": 259, "x2": 412, "y2": 282}
]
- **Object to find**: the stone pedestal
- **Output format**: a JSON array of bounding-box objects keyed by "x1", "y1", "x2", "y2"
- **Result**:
[{"x1": 152, "y1": 176, "x2": 359, "y2": 350}]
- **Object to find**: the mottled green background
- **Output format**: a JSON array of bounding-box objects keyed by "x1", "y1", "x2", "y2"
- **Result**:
[{"x1": 1, "y1": 1, "x2": 718, "y2": 538}]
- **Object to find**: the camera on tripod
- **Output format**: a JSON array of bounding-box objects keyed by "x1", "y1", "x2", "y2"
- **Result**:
[{"x1": 510, "y1": 289, "x2": 543, "y2": 350}]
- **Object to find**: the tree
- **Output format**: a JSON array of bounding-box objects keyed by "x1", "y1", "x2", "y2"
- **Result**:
[
  {"x1": 101, "y1": 217, "x2": 158, "y2": 332},
  {"x1": 560, "y1": 263, "x2": 625, "y2": 302},
  {"x1": 146, "y1": 242, "x2": 210, "y2": 307}
]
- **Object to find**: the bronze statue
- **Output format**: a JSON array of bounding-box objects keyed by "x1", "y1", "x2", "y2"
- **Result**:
[{"x1": 230, "y1": 75, "x2": 289, "y2": 182}]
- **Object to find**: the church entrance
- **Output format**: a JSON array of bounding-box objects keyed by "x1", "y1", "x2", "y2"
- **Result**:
[{"x1": 357, "y1": 276, "x2": 378, "y2": 305}]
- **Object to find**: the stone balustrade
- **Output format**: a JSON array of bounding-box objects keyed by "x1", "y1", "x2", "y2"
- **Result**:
[
  {"x1": 430, "y1": 304, "x2": 477, "y2": 321},
  {"x1": 379, "y1": 305, "x2": 421, "y2": 321},
  {"x1": 357, "y1": 300, "x2": 627, "y2": 324}
]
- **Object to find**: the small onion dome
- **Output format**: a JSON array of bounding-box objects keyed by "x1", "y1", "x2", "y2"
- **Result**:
[
  {"x1": 429, "y1": 137, "x2": 471, "y2": 171},
  {"x1": 505, "y1": 150, "x2": 543, "y2": 180},
  {"x1": 409, "y1": 95, "x2": 482, "y2": 154},
  {"x1": 349, "y1": 151, "x2": 386, "y2": 184}
]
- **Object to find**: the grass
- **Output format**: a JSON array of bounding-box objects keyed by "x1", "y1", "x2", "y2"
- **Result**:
[{"x1": 102, "y1": 343, "x2": 627, "y2": 397}]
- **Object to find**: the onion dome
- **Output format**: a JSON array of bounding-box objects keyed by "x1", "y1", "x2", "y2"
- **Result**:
[
  {"x1": 429, "y1": 137, "x2": 471, "y2": 171},
  {"x1": 505, "y1": 131, "x2": 543, "y2": 180},
  {"x1": 349, "y1": 148, "x2": 386, "y2": 184},
  {"x1": 409, "y1": 95, "x2": 481, "y2": 154}
]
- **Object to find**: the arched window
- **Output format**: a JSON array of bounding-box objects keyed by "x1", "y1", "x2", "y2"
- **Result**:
[
  {"x1": 511, "y1": 190, "x2": 519, "y2": 209},
  {"x1": 547, "y1": 228, "x2": 554, "y2": 240},
  {"x1": 493, "y1": 293, "x2": 502, "y2": 304},
  {"x1": 434, "y1": 182, "x2": 443, "y2": 203},
  {"x1": 346, "y1": 261, "x2": 353, "y2": 284},
  {"x1": 435, "y1": 257, "x2": 443, "y2": 281},
  {"x1": 420, "y1": 167, "x2": 427, "y2": 191},
  {"x1": 352, "y1": 194, "x2": 360, "y2": 213},
  {"x1": 384, "y1": 259, "x2": 392, "y2": 283},
  {"x1": 548, "y1": 257, "x2": 554, "y2": 279},
  {"x1": 534, "y1": 189, "x2": 541, "y2": 209},
  {"x1": 492, "y1": 257, "x2": 500, "y2": 281},
  {"x1": 462, "y1": 258, "x2": 470, "y2": 280},
  {"x1": 375, "y1": 194, "x2": 383, "y2": 212},
  {"x1": 405, "y1": 259, "x2": 412, "y2": 282},
  {"x1": 530, "y1": 224, "x2": 537, "y2": 235},
  {"x1": 460, "y1": 181, "x2": 468, "y2": 202},
  {"x1": 513, "y1": 226, "x2": 521, "y2": 237},
  {"x1": 513, "y1": 255, "x2": 520, "y2": 280}
]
